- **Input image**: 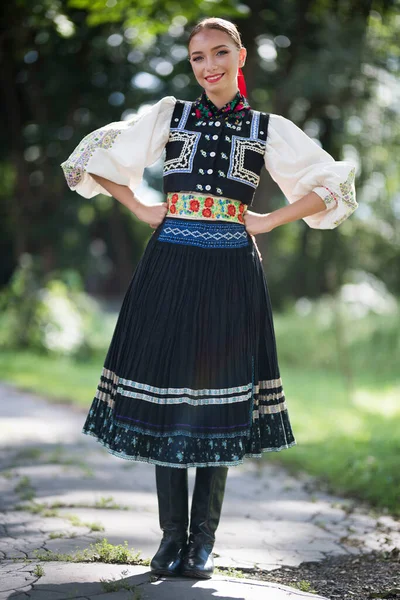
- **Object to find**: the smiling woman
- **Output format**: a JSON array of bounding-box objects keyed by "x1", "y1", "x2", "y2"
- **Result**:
[
  {"x1": 60, "y1": 15, "x2": 358, "y2": 583},
  {"x1": 188, "y1": 18, "x2": 247, "y2": 107}
]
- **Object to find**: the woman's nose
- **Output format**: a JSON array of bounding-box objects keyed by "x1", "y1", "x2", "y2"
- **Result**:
[{"x1": 205, "y1": 62, "x2": 217, "y2": 73}]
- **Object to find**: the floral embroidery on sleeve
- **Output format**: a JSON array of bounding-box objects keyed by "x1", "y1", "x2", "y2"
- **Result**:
[
  {"x1": 61, "y1": 128, "x2": 123, "y2": 189},
  {"x1": 339, "y1": 167, "x2": 357, "y2": 207},
  {"x1": 323, "y1": 167, "x2": 356, "y2": 209}
]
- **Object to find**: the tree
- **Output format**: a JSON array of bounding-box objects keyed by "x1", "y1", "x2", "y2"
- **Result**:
[{"x1": 1, "y1": 0, "x2": 399, "y2": 301}]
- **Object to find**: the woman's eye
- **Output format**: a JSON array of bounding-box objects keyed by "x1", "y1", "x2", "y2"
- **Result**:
[{"x1": 192, "y1": 50, "x2": 228, "y2": 62}]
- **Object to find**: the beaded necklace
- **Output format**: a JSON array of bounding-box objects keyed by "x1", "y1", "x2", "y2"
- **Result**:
[{"x1": 194, "y1": 91, "x2": 251, "y2": 126}]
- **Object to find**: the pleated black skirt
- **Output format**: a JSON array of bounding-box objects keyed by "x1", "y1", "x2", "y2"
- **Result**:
[{"x1": 82, "y1": 216, "x2": 296, "y2": 467}]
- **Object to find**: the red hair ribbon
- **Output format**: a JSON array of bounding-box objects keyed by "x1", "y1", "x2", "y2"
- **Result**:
[{"x1": 237, "y1": 67, "x2": 247, "y2": 97}]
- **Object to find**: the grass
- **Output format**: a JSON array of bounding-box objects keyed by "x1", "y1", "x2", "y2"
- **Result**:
[
  {"x1": 15, "y1": 497, "x2": 128, "y2": 513},
  {"x1": 4, "y1": 445, "x2": 94, "y2": 478},
  {"x1": 64, "y1": 514, "x2": 104, "y2": 532},
  {"x1": 0, "y1": 351, "x2": 101, "y2": 407},
  {"x1": 14, "y1": 476, "x2": 36, "y2": 501},
  {"x1": 262, "y1": 307, "x2": 400, "y2": 515},
  {"x1": 1, "y1": 306, "x2": 399, "y2": 514},
  {"x1": 33, "y1": 538, "x2": 149, "y2": 566},
  {"x1": 48, "y1": 532, "x2": 76, "y2": 540},
  {"x1": 32, "y1": 564, "x2": 45, "y2": 577},
  {"x1": 15, "y1": 501, "x2": 50, "y2": 515},
  {"x1": 44, "y1": 448, "x2": 94, "y2": 478},
  {"x1": 0, "y1": 470, "x2": 15, "y2": 479},
  {"x1": 214, "y1": 566, "x2": 246, "y2": 578},
  {"x1": 94, "y1": 496, "x2": 129, "y2": 510},
  {"x1": 267, "y1": 364, "x2": 400, "y2": 514},
  {"x1": 14, "y1": 501, "x2": 104, "y2": 532},
  {"x1": 291, "y1": 580, "x2": 318, "y2": 593},
  {"x1": 15, "y1": 447, "x2": 43, "y2": 461},
  {"x1": 99, "y1": 570, "x2": 140, "y2": 594}
]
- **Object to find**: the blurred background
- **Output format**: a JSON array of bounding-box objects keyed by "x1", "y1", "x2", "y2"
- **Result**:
[{"x1": 1, "y1": 0, "x2": 399, "y2": 513}]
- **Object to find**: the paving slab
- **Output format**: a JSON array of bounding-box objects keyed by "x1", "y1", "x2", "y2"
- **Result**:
[
  {"x1": 0, "y1": 563, "x2": 327, "y2": 599},
  {"x1": 1, "y1": 381, "x2": 400, "y2": 599}
]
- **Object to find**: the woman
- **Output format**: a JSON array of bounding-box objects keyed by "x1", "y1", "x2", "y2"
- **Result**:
[{"x1": 61, "y1": 17, "x2": 357, "y2": 580}]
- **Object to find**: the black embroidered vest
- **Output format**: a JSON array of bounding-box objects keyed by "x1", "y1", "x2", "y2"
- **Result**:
[{"x1": 163, "y1": 100, "x2": 270, "y2": 205}]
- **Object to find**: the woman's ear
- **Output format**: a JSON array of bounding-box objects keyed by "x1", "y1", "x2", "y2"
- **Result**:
[{"x1": 239, "y1": 46, "x2": 247, "y2": 68}]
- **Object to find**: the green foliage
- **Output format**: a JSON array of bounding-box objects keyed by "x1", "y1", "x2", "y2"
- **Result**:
[
  {"x1": 1, "y1": 0, "x2": 400, "y2": 302},
  {"x1": 33, "y1": 537, "x2": 147, "y2": 565},
  {"x1": 64, "y1": 514, "x2": 105, "y2": 531},
  {"x1": 0, "y1": 254, "x2": 116, "y2": 358},
  {"x1": 32, "y1": 564, "x2": 45, "y2": 578},
  {"x1": 266, "y1": 303, "x2": 400, "y2": 515},
  {"x1": 292, "y1": 580, "x2": 317, "y2": 593},
  {"x1": 94, "y1": 496, "x2": 129, "y2": 509},
  {"x1": 274, "y1": 296, "x2": 400, "y2": 378},
  {"x1": 0, "y1": 350, "x2": 102, "y2": 405},
  {"x1": 100, "y1": 573, "x2": 136, "y2": 594},
  {"x1": 0, "y1": 255, "x2": 48, "y2": 352},
  {"x1": 68, "y1": 0, "x2": 241, "y2": 32},
  {"x1": 15, "y1": 501, "x2": 49, "y2": 515},
  {"x1": 14, "y1": 476, "x2": 36, "y2": 501},
  {"x1": 214, "y1": 566, "x2": 246, "y2": 578}
]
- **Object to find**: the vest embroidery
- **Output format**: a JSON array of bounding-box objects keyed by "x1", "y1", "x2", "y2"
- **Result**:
[
  {"x1": 163, "y1": 130, "x2": 200, "y2": 175},
  {"x1": 163, "y1": 99, "x2": 270, "y2": 205}
]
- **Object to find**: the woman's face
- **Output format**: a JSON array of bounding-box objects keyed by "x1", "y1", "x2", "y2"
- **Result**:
[{"x1": 188, "y1": 28, "x2": 246, "y2": 97}]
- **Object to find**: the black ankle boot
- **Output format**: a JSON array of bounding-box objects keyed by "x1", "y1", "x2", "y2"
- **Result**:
[
  {"x1": 150, "y1": 466, "x2": 188, "y2": 577},
  {"x1": 182, "y1": 466, "x2": 228, "y2": 579}
]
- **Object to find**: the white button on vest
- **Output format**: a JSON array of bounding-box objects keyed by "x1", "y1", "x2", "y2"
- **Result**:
[
  {"x1": 212, "y1": 135, "x2": 218, "y2": 140},
  {"x1": 215, "y1": 121, "x2": 221, "y2": 127},
  {"x1": 210, "y1": 152, "x2": 216, "y2": 157},
  {"x1": 205, "y1": 185, "x2": 211, "y2": 190},
  {"x1": 207, "y1": 169, "x2": 213, "y2": 174}
]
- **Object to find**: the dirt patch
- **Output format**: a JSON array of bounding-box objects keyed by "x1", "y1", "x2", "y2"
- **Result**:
[{"x1": 248, "y1": 549, "x2": 400, "y2": 599}]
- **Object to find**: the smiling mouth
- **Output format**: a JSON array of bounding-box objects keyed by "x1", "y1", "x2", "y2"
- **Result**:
[{"x1": 205, "y1": 73, "x2": 224, "y2": 83}]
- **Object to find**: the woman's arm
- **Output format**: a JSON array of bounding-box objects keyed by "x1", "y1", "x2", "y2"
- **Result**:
[
  {"x1": 90, "y1": 173, "x2": 167, "y2": 228},
  {"x1": 244, "y1": 191, "x2": 326, "y2": 235},
  {"x1": 260, "y1": 114, "x2": 357, "y2": 231}
]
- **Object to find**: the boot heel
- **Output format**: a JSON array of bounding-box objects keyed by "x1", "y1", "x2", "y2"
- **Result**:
[{"x1": 150, "y1": 535, "x2": 187, "y2": 576}]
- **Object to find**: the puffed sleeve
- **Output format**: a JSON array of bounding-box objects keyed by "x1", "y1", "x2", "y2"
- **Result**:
[
  {"x1": 60, "y1": 96, "x2": 176, "y2": 198},
  {"x1": 264, "y1": 114, "x2": 358, "y2": 229}
]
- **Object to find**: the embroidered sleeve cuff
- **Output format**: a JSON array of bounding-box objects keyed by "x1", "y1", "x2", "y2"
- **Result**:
[{"x1": 313, "y1": 186, "x2": 339, "y2": 210}]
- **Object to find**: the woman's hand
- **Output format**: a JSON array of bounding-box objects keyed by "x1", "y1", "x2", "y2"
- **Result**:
[
  {"x1": 134, "y1": 201, "x2": 168, "y2": 228},
  {"x1": 243, "y1": 210, "x2": 275, "y2": 236}
]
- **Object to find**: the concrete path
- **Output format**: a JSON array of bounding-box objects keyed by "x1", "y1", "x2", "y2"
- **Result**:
[{"x1": 1, "y1": 382, "x2": 399, "y2": 600}]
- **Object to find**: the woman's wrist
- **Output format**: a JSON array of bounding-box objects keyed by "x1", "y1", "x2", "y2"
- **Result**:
[
  {"x1": 263, "y1": 192, "x2": 328, "y2": 230},
  {"x1": 127, "y1": 193, "x2": 143, "y2": 216},
  {"x1": 262, "y1": 211, "x2": 278, "y2": 232}
]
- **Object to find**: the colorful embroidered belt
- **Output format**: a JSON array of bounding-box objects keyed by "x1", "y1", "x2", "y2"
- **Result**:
[{"x1": 166, "y1": 192, "x2": 247, "y2": 224}]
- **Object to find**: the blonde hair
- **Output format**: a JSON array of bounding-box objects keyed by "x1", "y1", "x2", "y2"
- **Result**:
[{"x1": 188, "y1": 17, "x2": 243, "y2": 50}]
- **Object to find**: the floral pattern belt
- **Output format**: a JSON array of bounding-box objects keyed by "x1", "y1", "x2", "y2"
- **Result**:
[{"x1": 166, "y1": 192, "x2": 247, "y2": 223}]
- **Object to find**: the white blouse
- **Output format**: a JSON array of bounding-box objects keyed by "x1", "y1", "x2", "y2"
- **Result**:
[{"x1": 61, "y1": 96, "x2": 358, "y2": 230}]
